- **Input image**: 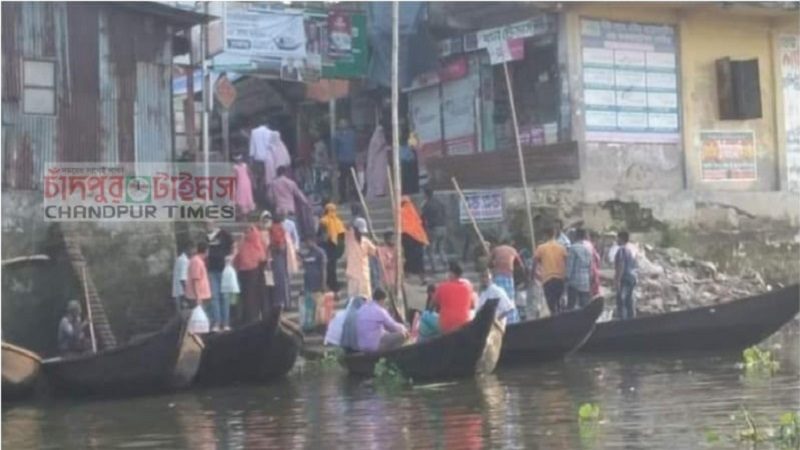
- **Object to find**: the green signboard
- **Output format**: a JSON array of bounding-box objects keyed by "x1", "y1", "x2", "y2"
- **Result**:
[{"x1": 305, "y1": 10, "x2": 367, "y2": 79}]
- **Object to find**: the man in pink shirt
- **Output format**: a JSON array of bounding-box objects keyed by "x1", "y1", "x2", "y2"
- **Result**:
[
  {"x1": 268, "y1": 165, "x2": 309, "y2": 216},
  {"x1": 355, "y1": 288, "x2": 408, "y2": 352},
  {"x1": 186, "y1": 242, "x2": 212, "y2": 308}
]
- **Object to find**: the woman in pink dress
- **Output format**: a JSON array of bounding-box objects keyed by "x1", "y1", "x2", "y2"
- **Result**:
[{"x1": 233, "y1": 155, "x2": 256, "y2": 217}]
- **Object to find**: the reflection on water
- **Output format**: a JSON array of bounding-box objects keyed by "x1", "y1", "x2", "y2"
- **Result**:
[{"x1": 4, "y1": 326, "x2": 799, "y2": 449}]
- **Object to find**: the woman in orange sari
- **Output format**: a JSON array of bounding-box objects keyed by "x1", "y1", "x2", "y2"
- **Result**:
[{"x1": 400, "y1": 196, "x2": 429, "y2": 282}]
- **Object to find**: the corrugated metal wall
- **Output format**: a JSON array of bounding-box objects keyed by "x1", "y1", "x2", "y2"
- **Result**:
[{"x1": 1, "y1": 3, "x2": 175, "y2": 190}]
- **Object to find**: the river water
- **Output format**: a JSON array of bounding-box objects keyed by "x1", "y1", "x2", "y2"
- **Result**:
[{"x1": 4, "y1": 326, "x2": 798, "y2": 450}]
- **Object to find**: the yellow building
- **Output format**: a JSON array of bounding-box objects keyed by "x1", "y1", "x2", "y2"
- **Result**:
[{"x1": 560, "y1": 2, "x2": 799, "y2": 217}]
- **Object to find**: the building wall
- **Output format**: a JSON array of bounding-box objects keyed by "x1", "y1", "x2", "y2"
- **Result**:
[
  {"x1": 1, "y1": 3, "x2": 174, "y2": 191},
  {"x1": 564, "y1": 3, "x2": 800, "y2": 197}
]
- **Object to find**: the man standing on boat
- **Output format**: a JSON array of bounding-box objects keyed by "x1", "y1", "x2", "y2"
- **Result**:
[
  {"x1": 490, "y1": 240, "x2": 523, "y2": 301},
  {"x1": 565, "y1": 228, "x2": 592, "y2": 310},
  {"x1": 533, "y1": 227, "x2": 568, "y2": 315},
  {"x1": 206, "y1": 221, "x2": 233, "y2": 333},
  {"x1": 614, "y1": 230, "x2": 639, "y2": 320},
  {"x1": 58, "y1": 300, "x2": 89, "y2": 355},
  {"x1": 355, "y1": 288, "x2": 408, "y2": 352}
]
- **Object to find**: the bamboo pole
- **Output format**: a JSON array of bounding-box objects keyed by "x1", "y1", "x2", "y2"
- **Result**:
[
  {"x1": 350, "y1": 167, "x2": 376, "y2": 240},
  {"x1": 81, "y1": 267, "x2": 98, "y2": 353},
  {"x1": 391, "y1": 1, "x2": 405, "y2": 317},
  {"x1": 451, "y1": 177, "x2": 491, "y2": 259},
  {"x1": 502, "y1": 61, "x2": 537, "y2": 260},
  {"x1": 1, "y1": 254, "x2": 50, "y2": 267}
]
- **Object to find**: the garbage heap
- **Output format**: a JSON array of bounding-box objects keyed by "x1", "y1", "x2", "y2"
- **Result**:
[{"x1": 600, "y1": 245, "x2": 768, "y2": 315}]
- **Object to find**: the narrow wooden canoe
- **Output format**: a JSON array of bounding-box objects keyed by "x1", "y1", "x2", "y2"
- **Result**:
[
  {"x1": 341, "y1": 298, "x2": 503, "y2": 381},
  {"x1": 499, "y1": 297, "x2": 604, "y2": 366},
  {"x1": 42, "y1": 314, "x2": 203, "y2": 397},
  {"x1": 2, "y1": 342, "x2": 42, "y2": 401},
  {"x1": 582, "y1": 284, "x2": 799, "y2": 353},
  {"x1": 195, "y1": 314, "x2": 302, "y2": 385}
]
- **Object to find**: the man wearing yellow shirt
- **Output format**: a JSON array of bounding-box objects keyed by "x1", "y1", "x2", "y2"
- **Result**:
[{"x1": 533, "y1": 227, "x2": 568, "y2": 315}]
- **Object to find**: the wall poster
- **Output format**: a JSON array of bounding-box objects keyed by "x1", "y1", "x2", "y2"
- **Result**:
[
  {"x1": 581, "y1": 19, "x2": 680, "y2": 143},
  {"x1": 700, "y1": 130, "x2": 757, "y2": 181},
  {"x1": 409, "y1": 85, "x2": 443, "y2": 160},
  {"x1": 780, "y1": 34, "x2": 800, "y2": 192}
]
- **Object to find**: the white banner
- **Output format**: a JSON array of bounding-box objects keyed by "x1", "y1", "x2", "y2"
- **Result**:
[
  {"x1": 459, "y1": 190, "x2": 504, "y2": 223},
  {"x1": 224, "y1": 4, "x2": 307, "y2": 61}
]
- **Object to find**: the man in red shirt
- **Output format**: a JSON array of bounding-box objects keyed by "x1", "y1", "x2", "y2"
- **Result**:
[{"x1": 433, "y1": 262, "x2": 475, "y2": 333}]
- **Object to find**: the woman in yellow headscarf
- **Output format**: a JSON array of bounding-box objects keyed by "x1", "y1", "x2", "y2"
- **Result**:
[
  {"x1": 401, "y1": 196, "x2": 429, "y2": 281},
  {"x1": 319, "y1": 203, "x2": 346, "y2": 291}
]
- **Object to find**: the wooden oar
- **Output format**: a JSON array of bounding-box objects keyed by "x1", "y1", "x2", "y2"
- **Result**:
[{"x1": 81, "y1": 267, "x2": 98, "y2": 353}]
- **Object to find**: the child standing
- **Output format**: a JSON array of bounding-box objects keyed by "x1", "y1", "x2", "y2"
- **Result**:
[
  {"x1": 233, "y1": 153, "x2": 256, "y2": 218},
  {"x1": 301, "y1": 233, "x2": 327, "y2": 331},
  {"x1": 220, "y1": 254, "x2": 240, "y2": 331}
]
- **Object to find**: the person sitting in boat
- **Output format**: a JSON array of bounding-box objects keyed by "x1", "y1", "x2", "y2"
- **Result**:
[
  {"x1": 433, "y1": 262, "x2": 475, "y2": 333},
  {"x1": 417, "y1": 284, "x2": 441, "y2": 342},
  {"x1": 58, "y1": 300, "x2": 90, "y2": 355},
  {"x1": 477, "y1": 270, "x2": 519, "y2": 324},
  {"x1": 355, "y1": 288, "x2": 408, "y2": 352}
]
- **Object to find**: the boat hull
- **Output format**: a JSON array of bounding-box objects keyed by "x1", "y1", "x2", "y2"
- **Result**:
[
  {"x1": 42, "y1": 315, "x2": 202, "y2": 397},
  {"x1": 195, "y1": 314, "x2": 301, "y2": 385},
  {"x1": 2, "y1": 343, "x2": 42, "y2": 401},
  {"x1": 582, "y1": 284, "x2": 799, "y2": 353},
  {"x1": 341, "y1": 299, "x2": 503, "y2": 381},
  {"x1": 499, "y1": 298, "x2": 603, "y2": 366}
]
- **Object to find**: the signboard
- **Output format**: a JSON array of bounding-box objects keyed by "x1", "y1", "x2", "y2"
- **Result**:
[
  {"x1": 442, "y1": 74, "x2": 477, "y2": 156},
  {"x1": 444, "y1": 15, "x2": 554, "y2": 58},
  {"x1": 780, "y1": 34, "x2": 800, "y2": 192},
  {"x1": 224, "y1": 4, "x2": 307, "y2": 61},
  {"x1": 459, "y1": 190, "x2": 504, "y2": 223},
  {"x1": 581, "y1": 19, "x2": 680, "y2": 143},
  {"x1": 214, "y1": 75, "x2": 237, "y2": 109},
  {"x1": 700, "y1": 130, "x2": 757, "y2": 181},
  {"x1": 409, "y1": 86, "x2": 443, "y2": 159},
  {"x1": 305, "y1": 10, "x2": 368, "y2": 79}
]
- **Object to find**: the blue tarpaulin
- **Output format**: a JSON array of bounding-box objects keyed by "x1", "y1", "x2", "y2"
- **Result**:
[{"x1": 366, "y1": 2, "x2": 439, "y2": 89}]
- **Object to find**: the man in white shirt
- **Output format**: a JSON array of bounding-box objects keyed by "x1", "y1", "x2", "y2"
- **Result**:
[
  {"x1": 477, "y1": 269, "x2": 519, "y2": 323},
  {"x1": 171, "y1": 241, "x2": 192, "y2": 312}
]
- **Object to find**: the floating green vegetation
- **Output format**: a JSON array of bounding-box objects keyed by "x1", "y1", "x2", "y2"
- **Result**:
[
  {"x1": 705, "y1": 407, "x2": 800, "y2": 448},
  {"x1": 318, "y1": 349, "x2": 344, "y2": 370},
  {"x1": 373, "y1": 358, "x2": 412, "y2": 390},
  {"x1": 742, "y1": 346, "x2": 780, "y2": 374},
  {"x1": 578, "y1": 403, "x2": 601, "y2": 422}
]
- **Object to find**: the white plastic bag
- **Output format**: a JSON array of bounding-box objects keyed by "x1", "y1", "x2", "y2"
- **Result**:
[{"x1": 188, "y1": 305, "x2": 210, "y2": 334}]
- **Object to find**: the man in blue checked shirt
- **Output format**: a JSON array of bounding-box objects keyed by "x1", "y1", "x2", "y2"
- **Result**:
[{"x1": 565, "y1": 228, "x2": 592, "y2": 310}]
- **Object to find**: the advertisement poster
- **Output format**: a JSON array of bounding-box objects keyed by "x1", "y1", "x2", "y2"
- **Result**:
[
  {"x1": 327, "y1": 11, "x2": 352, "y2": 57},
  {"x1": 780, "y1": 34, "x2": 800, "y2": 192},
  {"x1": 442, "y1": 74, "x2": 477, "y2": 156},
  {"x1": 581, "y1": 19, "x2": 681, "y2": 143},
  {"x1": 700, "y1": 131, "x2": 757, "y2": 181},
  {"x1": 409, "y1": 86, "x2": 443, "y2": 159},
  {"x1": 305, "y1": 11, "x2": 368, "y2": 79},
  {"x1": 459, "y1": 190, "x2": 504, "y2": 223},
  {"x1": 224, "y1": 4, "x2": 307, "y2": 61}
]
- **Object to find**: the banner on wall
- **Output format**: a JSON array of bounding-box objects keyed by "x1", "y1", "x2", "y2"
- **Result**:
[
  {"x1": 581, "y1": 19, "x2": 681, "y2": 144},
  {"x1": 224, "y1": 4, "x2": 307, "y2": 60},
  {"x1": 780, "y1": 34, "x2": 800, "y2": 192},
  {"x1": 442, "y1": 74, "x2": 477, "y2": 156},
  {"x1": 700, "y1": 130, "x2": 757, "y2": 181},
  {"x1": 459, "y1": 190, "x2": 504, "y2": 223},
  {"x1": 409, "y1": 85, "x2": 443, "y2": 159}
]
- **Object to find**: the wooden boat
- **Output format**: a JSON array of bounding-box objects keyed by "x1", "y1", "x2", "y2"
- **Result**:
[
  {"x1": 2, "y1": 342, "x2": 42, "y2": 401},
  {"x1": 195, "y1": 314, "x2": 302, "y2": 385},
  {"x1": 582, "y1": 284, "x2": 799, "y2": 353},
  {"x1": 499, "y1": 297, "x2": 604, "y2": 366},
  {"x1": 42, "y1": 314, "x2": 203, "y2": 397},
  {"x1": 341, "y1": 299, "x2": 504, "y2": 381}
]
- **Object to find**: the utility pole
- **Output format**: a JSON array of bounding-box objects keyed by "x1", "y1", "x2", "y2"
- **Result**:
[{"x1": 391, "y1": 1, "x2": 406, "y2": 318}]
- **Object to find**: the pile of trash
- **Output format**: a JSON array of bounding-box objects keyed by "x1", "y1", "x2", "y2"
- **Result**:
[{"x1": 599, "y1": 245, "x2": 768, "y2": 315}]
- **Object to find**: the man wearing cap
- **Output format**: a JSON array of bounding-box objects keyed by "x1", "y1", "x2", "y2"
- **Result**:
[
  {"x1": 345, "y1": 217, "x2": 377, "y2": 298},
  {"x1": 58, "y1": 300, "x2": 90, "y2": 355}
]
